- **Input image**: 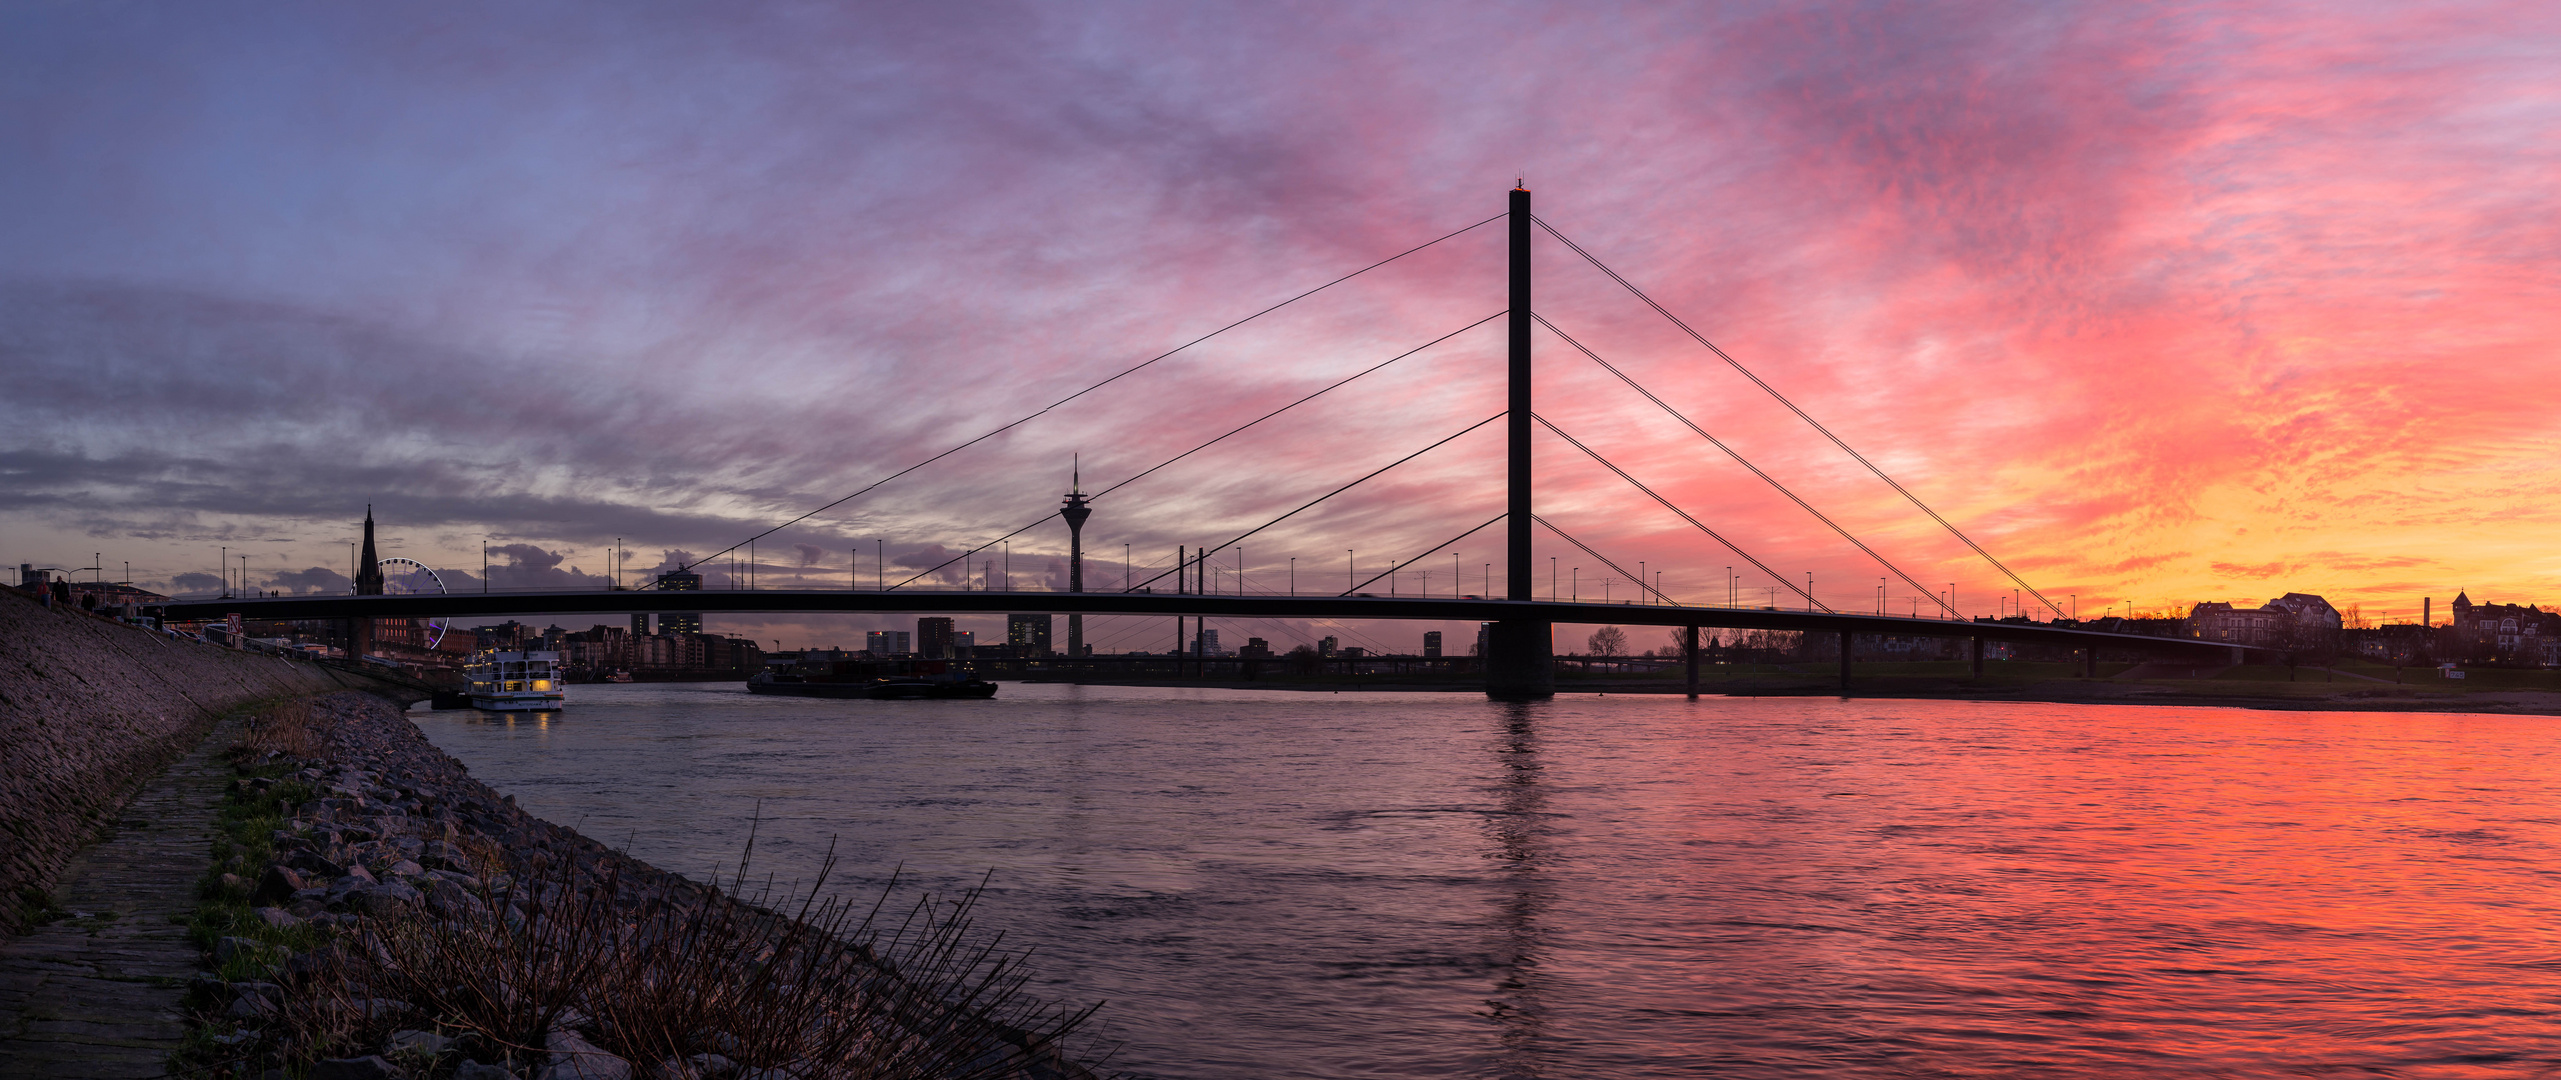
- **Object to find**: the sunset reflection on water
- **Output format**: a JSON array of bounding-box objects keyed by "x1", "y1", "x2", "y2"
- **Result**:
[{"x1": 418, "y1": 686, "x2": 2561, "y2": 1078}]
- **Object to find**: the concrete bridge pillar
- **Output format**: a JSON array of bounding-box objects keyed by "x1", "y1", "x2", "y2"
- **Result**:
[
  {"x1": 1684, "y1": 625, "x2": 1700, "y2": 699},
  {"x1": 1484, "y1": 620, "x2": 1553, "y2": 700},
  {"x1": 1970, "y1": 635, "x2": 1985, "y2": 679},
  {"x1": 1839, "y1": 630, "x2": 1853, "y2": 692},
  {"x1": 2084, "y1": 646, "x2": 2098, "y2": 678}
]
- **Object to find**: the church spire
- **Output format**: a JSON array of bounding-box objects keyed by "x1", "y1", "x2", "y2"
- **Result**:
[{"x1": 354, "y1": 505, "x2": 385, "y2": 595}]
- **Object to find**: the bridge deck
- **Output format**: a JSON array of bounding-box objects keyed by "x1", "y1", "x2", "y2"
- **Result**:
[{"x1": 151, "y1": 590, "x2": 2250, "y2": 655}]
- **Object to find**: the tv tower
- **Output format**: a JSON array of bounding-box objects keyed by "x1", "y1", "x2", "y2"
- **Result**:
[{"x1": 1060, "y1": 457, "x2": 1093, "y2": 658}]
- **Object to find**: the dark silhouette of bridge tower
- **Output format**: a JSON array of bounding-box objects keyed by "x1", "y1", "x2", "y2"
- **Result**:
[
  {"x1": 157, "y1": 187, "x2": 2264, "y2": 693},
  {"x1": 1486, "y1": 186, "x2": 1555, "y2": 700}
]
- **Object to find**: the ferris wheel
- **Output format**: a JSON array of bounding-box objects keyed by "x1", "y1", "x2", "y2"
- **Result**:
[{"x1": 373, "y1": 557, "x2": 451, "y2": 650}]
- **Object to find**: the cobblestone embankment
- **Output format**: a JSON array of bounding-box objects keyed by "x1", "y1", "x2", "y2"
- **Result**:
[
  {"x1": 0, "y1": 711, "x2": 245, "y2": 1077},
  {"x1": 0, "y1": 588, "x2": 398, "y2": 939}
]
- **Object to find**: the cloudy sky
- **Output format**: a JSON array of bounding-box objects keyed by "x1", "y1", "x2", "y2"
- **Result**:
[{"x1": 5, "y1": 0, "x2": 2556, "y2": 650}]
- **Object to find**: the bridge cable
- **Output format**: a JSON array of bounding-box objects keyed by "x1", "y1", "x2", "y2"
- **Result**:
[
  {"x1": 1531, "y1": 215, "x2": 2059, "y2": 618},
  {"x1": 1532, "y1": 312, "x2": 1956, "y2": 617},
  {"x1": 883, "y1": 312, "x2": 1506, "y2": 590},
  {"x1": 1532, "y1": 412, "x2": 1828, "y2": 612},
  {"x1": 1123, "y1": 413, "x2": 1505, "y2": 594},
  {"x1": 673, "y1": 212, "x2": 1507, "y2": 583},
  {"x1": 1340, "y1": 513, "x2": 1506, "y2": 596},
  {"x1": 1529, "y1": 514, "x2": 1684, "y2": 608}
]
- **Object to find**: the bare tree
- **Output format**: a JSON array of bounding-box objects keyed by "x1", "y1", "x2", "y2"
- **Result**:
[{"x1": 1586, "y1": 625, "x2": 1628, "y2": 657}]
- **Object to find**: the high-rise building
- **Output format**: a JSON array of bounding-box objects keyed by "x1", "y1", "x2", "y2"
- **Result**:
[
  {"x1": 1319, "y1": 635, "x2": 1339, "y2": 657},
  {"x1": 631, "y1": 613, "x2": 651, "y2": 637},
  {"x1": 954, "y1": 630, "x2": 975, "y2": 657},
  {"x1": 656, "y1": 570, "x2": 703, "y2": 634},
  {"x1": 1423, "y1": 631, "x2": 1443, "y2": 658},
  {"x1": 865, "y1": 630, "x2": 911, "y2": 656},
  {"x1": 1008, "y1": 613, "x2": 1053, "y2": 656},
  {"x1": 918, "y1": 617, "x2": 955, "y2": 658},
  {"x1": 1193, "y1": 628, "x2": 1221, "y2": 656},
  {"x1": 1240, "y1": 637, "x2": 1273, "y2": 659}
]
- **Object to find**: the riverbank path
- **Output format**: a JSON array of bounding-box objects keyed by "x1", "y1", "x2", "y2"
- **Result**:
[{"x1": 0, "y1": 715, "x2": 238, "y2": 1078}]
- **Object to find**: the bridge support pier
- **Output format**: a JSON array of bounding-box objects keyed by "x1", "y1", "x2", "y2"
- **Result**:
[
  {"x1": 2084, "y1": 647, "x2": 2098, "y2": 679},
  {"x1": 1484, "y1": 620, "x2": 1554, "y2": 700},
  {"x1": 1839, "y1": 630, "x2": 1853, "y2": 692},
  {"x1": 1970, "y1": 635, "x2": 1985, "y2": 679},
  {"x1": 1684, "y1": 626, "x2": 1699, "y2": 699}
]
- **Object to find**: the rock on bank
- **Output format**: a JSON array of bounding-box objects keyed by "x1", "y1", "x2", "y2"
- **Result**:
[{"x1": 0, "y1": 587, "x2": 407, "y2": 936}]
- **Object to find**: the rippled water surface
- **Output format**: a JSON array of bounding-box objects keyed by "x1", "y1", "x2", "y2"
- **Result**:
[{"x1": 410, "y1": 683, "x2": 2561, "y2": 1078}]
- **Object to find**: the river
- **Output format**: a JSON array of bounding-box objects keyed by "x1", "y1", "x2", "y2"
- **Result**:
[{"x1": 409, "y1": 682, "x2": 2561, "y2": 1078}]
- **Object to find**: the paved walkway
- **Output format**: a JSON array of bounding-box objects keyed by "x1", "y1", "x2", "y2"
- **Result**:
[{"x1": 0, "y1": 715, "x2": 236, "y2": 1078}]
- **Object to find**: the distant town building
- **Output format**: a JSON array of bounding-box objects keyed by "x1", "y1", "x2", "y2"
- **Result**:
[
  {"x1": 1318, "y1": 635, "x2": 1339, "y2": 657},
  {"x1": 1008, "y1": 613, "x2": 1053, "y2": 656},
  {"x1": 954, "y1": 629, "x2": 975, "y2": 658},
  {"x1": 1239, "y1": 637, "x2": 1273, "y2": 659},
  {"x1": 1423, "y1": 631, "x2": 1443, "y2": 658},
  {"x1": 1193, "y1": 628, "x2": 1222, "y2": 656},
  {"x1": 918, "y1": 617, "x2": 955, "y2": 658},
  {"x1": 2192, "y1": 592, "x2": 2341, "y2": 649},
  {"x1": 2450, "y1": 592, "x2": 2561, "y2": 664},
  {"x1": 2190, "y1": 602, "x2": 2279, "y2": 646},
  {"x1": 631, "y1": 613, "x2": 651, "y2": 637},
  {"x1": 866, "y1": 629, "x2": 911, "y2": 657},
  {"x1": 2265, "y1": 592, "x2": 2343, "y2": 632}
]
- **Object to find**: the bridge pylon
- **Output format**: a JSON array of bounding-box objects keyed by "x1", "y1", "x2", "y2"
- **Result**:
[{"x1": 1488, "y1": 183, "x2": 1553, "y2": 700}]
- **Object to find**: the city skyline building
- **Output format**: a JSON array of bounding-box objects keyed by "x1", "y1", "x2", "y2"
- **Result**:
[
  {"x1": 656, "y1": 569, "x2": 703, "y2": 634},
  {"x1": 918, "y1": 616, "x2": 955, "y2": 659},
  {"x1": 1009, "y1": 613, "x2": 1053, "y2": 656}
]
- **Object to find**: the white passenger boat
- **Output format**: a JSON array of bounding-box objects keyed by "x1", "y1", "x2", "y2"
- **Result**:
[{"x1": 465, "y1": 650, "x2": 567, "y2": 711}]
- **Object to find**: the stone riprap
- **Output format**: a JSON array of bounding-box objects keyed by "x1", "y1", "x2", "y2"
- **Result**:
[
  {"x1": 197, "y1": 692, "x2": 1103, "y2": 1080},
  {"x1": 0, "y1": 587, "x2": 393, "y2": 938}
]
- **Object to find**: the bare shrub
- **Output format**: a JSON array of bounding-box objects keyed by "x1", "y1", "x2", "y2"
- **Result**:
[
  {"x1": 237, "y1": 697, "x2": 323, "y2": 760},
  {"x1": 262, "y1": 842, "x2": 1103, "y2": 1078}
]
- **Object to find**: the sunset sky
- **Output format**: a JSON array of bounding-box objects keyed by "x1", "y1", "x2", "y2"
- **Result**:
[{"x1": 5, "y1": 1, "x2": 2556, "y2": 651}]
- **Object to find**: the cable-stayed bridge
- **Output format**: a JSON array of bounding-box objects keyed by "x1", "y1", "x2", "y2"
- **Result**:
[{"x1": 152, "y1": 187, "x2": 2251, "y2": 696}]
